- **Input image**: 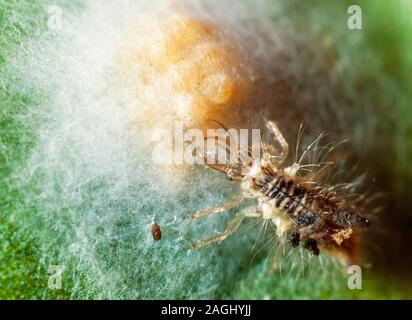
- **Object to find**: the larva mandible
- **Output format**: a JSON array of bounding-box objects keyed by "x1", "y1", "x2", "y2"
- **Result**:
[{"x1": 190, "y1": 121, "x2": 369, "y2": 263}]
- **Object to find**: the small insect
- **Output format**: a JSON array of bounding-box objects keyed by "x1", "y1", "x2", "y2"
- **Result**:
[
  {"x1": 151, "y1": 223, "x2": 162, "y2": 241},
  {"x1": 190, "y1": 121, "x2": 370, "y2": 264}
]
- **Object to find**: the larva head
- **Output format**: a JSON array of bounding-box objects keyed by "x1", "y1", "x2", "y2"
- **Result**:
[{"x1": 239, "y1": 162, "x2": 266, "y2": 198}]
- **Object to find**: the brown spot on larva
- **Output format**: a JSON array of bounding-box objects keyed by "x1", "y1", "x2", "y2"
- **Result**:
[{"x1": 151, "y1": 223, "x2": 161, "y2": 241}]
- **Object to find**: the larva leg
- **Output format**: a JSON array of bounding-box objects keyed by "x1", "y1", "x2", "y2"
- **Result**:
[
  {"x1": 266, "y1": 121, "x2": 289, "y2": 165},
  {"x1": 192, "y1": 213, "x2": 245, "y2": 249},
  {"x1": 288, "y1": 232, "x2": 301, "y2": 247},
  {"x1": 304, "y1": 238, "x2": 320, "y2": 256},
  {"x1": 190, "y1": 195, "x2": 243, "y2": 220},
  {"x1": 192, "y1": 206, "x2": 258, "y2": 249}
]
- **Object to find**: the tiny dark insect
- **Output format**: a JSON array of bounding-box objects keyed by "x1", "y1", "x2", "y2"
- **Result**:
[{"x1": 151, "y1": 223, "x2": 162, "y2": 241}]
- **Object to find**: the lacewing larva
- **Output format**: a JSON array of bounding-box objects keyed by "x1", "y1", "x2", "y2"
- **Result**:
[{"x1": 189, "y1": 121, "x2": 369, "y2": 264}]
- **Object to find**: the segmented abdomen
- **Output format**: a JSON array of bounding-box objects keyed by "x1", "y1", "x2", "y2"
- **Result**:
[
  {"x1": 254, "y1": 166, "x2": 369, "y2": 233},
  {"x1": 259, "y1": 173, "x2": 319, "y2": 227}
]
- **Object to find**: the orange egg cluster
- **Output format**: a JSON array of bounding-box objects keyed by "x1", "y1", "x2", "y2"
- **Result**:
[
  {"x1": 119, "y1": 9, "x2": 244, "y2": 127},
  {"x1": 156, "y1": 17, "x2": 234, "y2": 107}
]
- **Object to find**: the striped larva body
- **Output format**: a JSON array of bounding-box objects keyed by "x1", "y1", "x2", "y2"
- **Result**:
[
  {"x1": 190, "y1": 121, "x2": 369, "y2": 263},
  {"x1": 241, "y1": 162, "x2": 369, "y2": 257}
]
